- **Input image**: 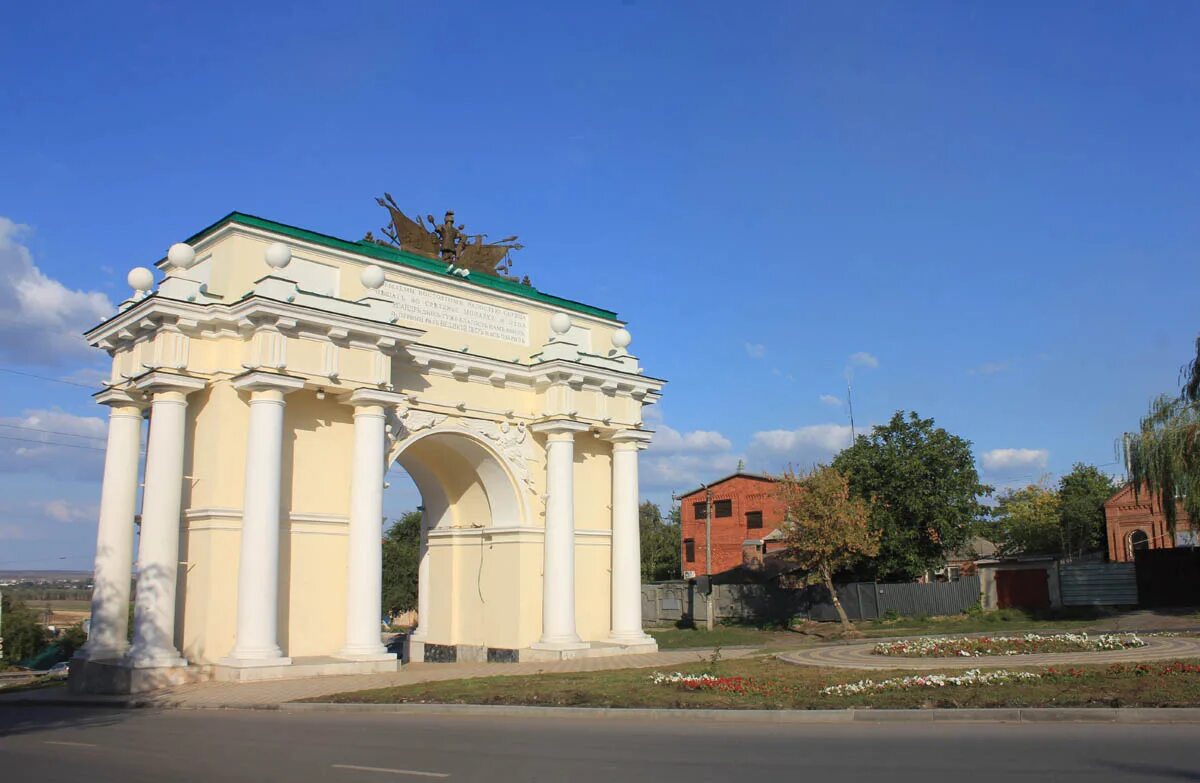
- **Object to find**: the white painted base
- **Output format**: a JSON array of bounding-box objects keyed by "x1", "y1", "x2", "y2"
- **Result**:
[
  {"x1": 126, "y1": 653, "x2": 189, "y2": 670},
  {"x1": 521, "y1": 639, "x2": 657, "y2": 662},
  {"x1": 409, "y1": 639, "x2": 659, "y2": 663},
  {"x1": 530, "y1": 639, "x2": 591, "y2": 652},
  {"x1": 68, "y1": 657, "x2": 209, "y2": 695},
  {"x1": 213, "y1": 656, "x2": 400, "y2": 682},
  {"x1": 217, "y1": 655, "x2": 294, "y2": 669}
]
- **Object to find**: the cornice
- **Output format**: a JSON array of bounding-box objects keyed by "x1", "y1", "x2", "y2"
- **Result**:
[{"x1": 86, "y1": 292, "x2": 424, "y2": 354}]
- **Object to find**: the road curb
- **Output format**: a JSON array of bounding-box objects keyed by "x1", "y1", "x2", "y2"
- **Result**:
[
  {"x1": 275, "y1": 702, "x2": 1200, "y2": 724},
  {"x1": 6, "y1": 696, "x2": 1200, "y2": 723}
]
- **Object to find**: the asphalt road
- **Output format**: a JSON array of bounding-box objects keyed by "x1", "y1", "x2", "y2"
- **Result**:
[{"x1": 2, "y1": 705, "x2": 1198, "y2": 782}]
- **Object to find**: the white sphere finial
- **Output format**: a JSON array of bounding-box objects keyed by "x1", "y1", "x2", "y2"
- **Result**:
[
  {"x1": 127, "y1": 267, "x2": 154, "y2": 294},
  {"x1": 550, "y1": 312, "x2": 572, "y2": 335},
  {"x1": 612, "y1": 327, "x2": 632, "y2": 350},
  {"x1": 361, "y1": 264, "x2": 385, "y2": 290},
  {"x1": 166, "y1": 243, "x2": 196, "y2": 270},
  {"x1": 264, "y1": 242, "x2": 292, "y2": 269}
]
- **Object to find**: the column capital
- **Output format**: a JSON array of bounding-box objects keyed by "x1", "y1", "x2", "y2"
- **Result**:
[
  {"x1": 605, "y1": 429, "x2": 653, "y2": 450},
  {"x1": 133, "y1": 370, "x2": 206, "y2": 396},
  {"x1": 531, "y1": 418, "x2": 591, "y2": 438},
  {"x1": 343, "y1": 387, "x2": 409, "y2": 409},
  {"x1": 231, "y1": 370, "x2": 306, "y2": 395},
  {"x1": 93, "y1": 387, "x2": 146, "y2": 410}
]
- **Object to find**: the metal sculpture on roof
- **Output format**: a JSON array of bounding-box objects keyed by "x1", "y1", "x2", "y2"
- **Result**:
[{"x1": 365, "y1": 193, "x2": 527, "y2": 283}]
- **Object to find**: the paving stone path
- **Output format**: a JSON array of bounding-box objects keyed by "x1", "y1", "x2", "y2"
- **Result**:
[{"x1": 778, "y1": 634, "x2": 1200, "y2": 670}]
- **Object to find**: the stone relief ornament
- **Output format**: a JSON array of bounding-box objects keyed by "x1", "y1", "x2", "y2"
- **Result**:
[
  {"x1": 457, "y1": 417, "x2": 536, "y2": 493},
  {"x1": 386, "y1": 409, "x2": 535, "y2": 493}
]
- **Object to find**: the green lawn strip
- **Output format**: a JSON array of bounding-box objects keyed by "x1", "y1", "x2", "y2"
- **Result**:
[
  {"x1": 648, "y1": 626, "x2": 800, "y2": 650},
  {"x1": 854, "y1": 611, "x2": 1123, "y2": 638},
  {"x1": 301, "y1": 657, "x2": 1200, "y2": 710}
]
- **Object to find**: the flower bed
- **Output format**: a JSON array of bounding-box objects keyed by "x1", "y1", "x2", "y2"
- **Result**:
[
  {"x1": 821, "y1": 660, "x2": 1200, "y2": 696},
  {"x1": 820, "y1": 669, "x2": 1042, "y2": 696},
  {"x1": 650, "y1": 671, "x2": 779, "y2": 696},
  {"x1": 872, "y1": 632, "x2": 1146, "y2": 657}
]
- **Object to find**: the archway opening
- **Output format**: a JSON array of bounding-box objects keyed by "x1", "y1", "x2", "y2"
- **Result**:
[
  {"x1": 381, "y1": 428, "x2": 529, "y2": 658},
  {"x1": 1128, "y1": 529, "x2": 1150, "y2": 560}
]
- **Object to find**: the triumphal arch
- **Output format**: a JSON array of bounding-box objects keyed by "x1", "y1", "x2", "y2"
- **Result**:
[{"x1": 72, "y1": 200, "x2": 663, "y2": 692}]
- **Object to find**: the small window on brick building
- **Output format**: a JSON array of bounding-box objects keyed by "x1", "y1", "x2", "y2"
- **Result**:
[
  {"x1": 692, "y1": 502, "x2": 707, "y2": 520},
  {"x1": 714, "y1": 499, "x2": 733, "y2": 518},
  {"x1": 746, "y1": 511, "x2": 763, "y2": 529},
  {"x1": 684, "y1": 538, "x2": 695, "y2": 562}
]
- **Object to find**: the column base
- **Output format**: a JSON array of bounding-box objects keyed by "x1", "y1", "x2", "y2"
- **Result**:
[
  {"x1": 531, "y1": 638, "x2": 591, "y2": 652},
  {"x1": 218, "y1": 655, "x2": 293, "y2": 669},
  {"x1": 125, "y1": 648, "x2": 189, "y2": 670},
  {"x1": 76, "y1": 642, "x2": 129, "y2": 662},
  {"x1": 606, "y1": 631, "x2": 656, "y2": 646},
  {"x1": 336, "y1": 646, "x2": 397, "y2": 662}
]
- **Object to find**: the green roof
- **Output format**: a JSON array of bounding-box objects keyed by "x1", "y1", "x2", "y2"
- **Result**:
[{"x1": 182, "y1": 211, "x2": 620, "y2": 322}]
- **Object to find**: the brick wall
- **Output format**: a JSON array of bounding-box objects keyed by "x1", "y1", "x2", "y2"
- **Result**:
[
  {"x1": 679, "y1": 474, "x2": 786, "y2": 576},
  {"x1": 1104, "y1": 484, "x2": 1187, "y2": 562}
]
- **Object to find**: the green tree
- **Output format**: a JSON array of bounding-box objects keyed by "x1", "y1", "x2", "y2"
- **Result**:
[
  {"x1": 833, "y1": 411, "x2": 991, "y2": 580},
  {"x1": 1123, "y1": 336, "x2": 1200, "y2": 532},
  {"x1": 991, "y1": 483, "x2": 1061, "y2": 556},
  {"x1": 1, "y1": 593, "x2": 49, "y2": 664},
  {"x1": 639, "y1": 501, "x2": 680, "y2": 582},
  {"x1": 776, "y1": 465, "x2": 879, "y2": 631},
  {"x1": 1057, "y1": 463, "x2": 1116, "y2": 558},
  {"x1": 381, "y1": 510, "x2": 422, "y2": 622},
  {"x1": 56, "y1": 623, "x2": 89, "y2": 661}
]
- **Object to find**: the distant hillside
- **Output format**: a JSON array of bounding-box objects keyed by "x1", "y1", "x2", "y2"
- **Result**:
[{"x1": 0, "y1": 570, "x2": 93, "y2": 581}]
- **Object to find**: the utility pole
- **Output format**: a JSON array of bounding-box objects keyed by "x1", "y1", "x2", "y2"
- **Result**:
[{"x1": 704, "y1": 485, "x2": 714, "y2": 631}]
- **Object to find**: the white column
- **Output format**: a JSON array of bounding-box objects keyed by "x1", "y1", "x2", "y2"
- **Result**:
[
  {"x1": 607, "y1": 430, "x2": 654, "y2": 644},
  {"x1": 338, "y1": 388, "x2": 406, "y2": 660},
  {"x1": 409, "y1": 508, "x2": 431, "y2": 642},
  {"x1": 221, "y1": 372, "x2": 304, "y2": 667},
  {"x1": 531, "y1": 419, "x2": 590, "y2": 650},
  {"x1": 79, "y1": 390, "x2": 145, "y2": 661},
  {"x1": 127, "y1": 373, "x2": 204, "y2": 668}
]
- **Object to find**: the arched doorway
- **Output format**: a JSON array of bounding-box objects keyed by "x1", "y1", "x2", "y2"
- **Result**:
[
  {"x1": 387, "y1": 421, "x2": 531, "y2": 659},
  {"x1": 1127, "y1": 529, "x2": 1150, "y2": 560}
]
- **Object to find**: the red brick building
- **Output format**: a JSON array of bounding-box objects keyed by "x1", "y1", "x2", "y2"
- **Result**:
[
  {"x1": 1104, "y1": 484, "x2": 1195, "y2": 562},
  {"x1": 678, "y1": 473, "x2": 786, "y2": 577}
]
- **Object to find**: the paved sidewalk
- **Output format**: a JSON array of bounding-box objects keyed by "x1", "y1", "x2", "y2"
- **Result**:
[{"x1": 1, "y1": 647, "x2": 755, "y2": 709}]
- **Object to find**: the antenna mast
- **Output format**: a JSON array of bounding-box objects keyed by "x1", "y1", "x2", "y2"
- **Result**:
[{"x1": 847, "y1": 379, "x2": 857, "y2": 440}]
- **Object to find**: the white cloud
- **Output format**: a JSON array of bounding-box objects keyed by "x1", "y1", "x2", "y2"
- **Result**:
[
  {"x1": 848, "y1": 351, "x2": 879, "y2": 369},
  {"x1": 981, "y1": 448, "x2": 1049, "y2": 473},
  {"x1": 37, "y1": 499, "x2": 96, "y2": 524},
  {"x1": 969, "y1": 361, "x2": 1011, "y2": 376},
  {"x1": 744, "y1": 342, "x2": 767, "y2": 359},
  {"x1": 641, "y1": 423, "x2": 742, "y2": 492},
  {"x1": 0, "y1": 217, "x2": 114, "y2": 366},
  {"x1": 819, "y1": 394, "x2": 843, "y2": 407},
  {"x1": 747, "y1": 423, "x2": 856, "y2": 470},
  {"x1": 648, "y1": 424, "x2": 732, "y2": 455},
  {"x1": 0, "y1": 408, "x2": 109, "y2": 480}
]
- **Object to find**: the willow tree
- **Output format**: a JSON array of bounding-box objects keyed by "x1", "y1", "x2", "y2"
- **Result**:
[
  {"x1": 1123, "y1": 336, "x2": 1200, "y2": 531},
  {"x1": 776, "y1": 465, "x2": 879, "y2": 632}
]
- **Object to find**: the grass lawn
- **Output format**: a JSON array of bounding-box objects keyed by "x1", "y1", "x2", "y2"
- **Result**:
[
  {"x1": 308, "y1": 656, "x2": 1200, "y2": 710},
  {"x1": 648, "y1": 626, "x2": 804, "y2": 650},
  {"x1": 855, "y1": 610, "x2": 1101, "y2": 638}
]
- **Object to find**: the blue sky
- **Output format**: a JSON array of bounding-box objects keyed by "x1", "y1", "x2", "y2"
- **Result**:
[{"x1": 2, "y1": 2, "x2": 1198, "y2": 569}]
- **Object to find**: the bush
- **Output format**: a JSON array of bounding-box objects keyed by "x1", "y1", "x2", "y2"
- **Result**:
[{"x1": 1, "y1": 594, "x2": 49, "y2": 664}]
